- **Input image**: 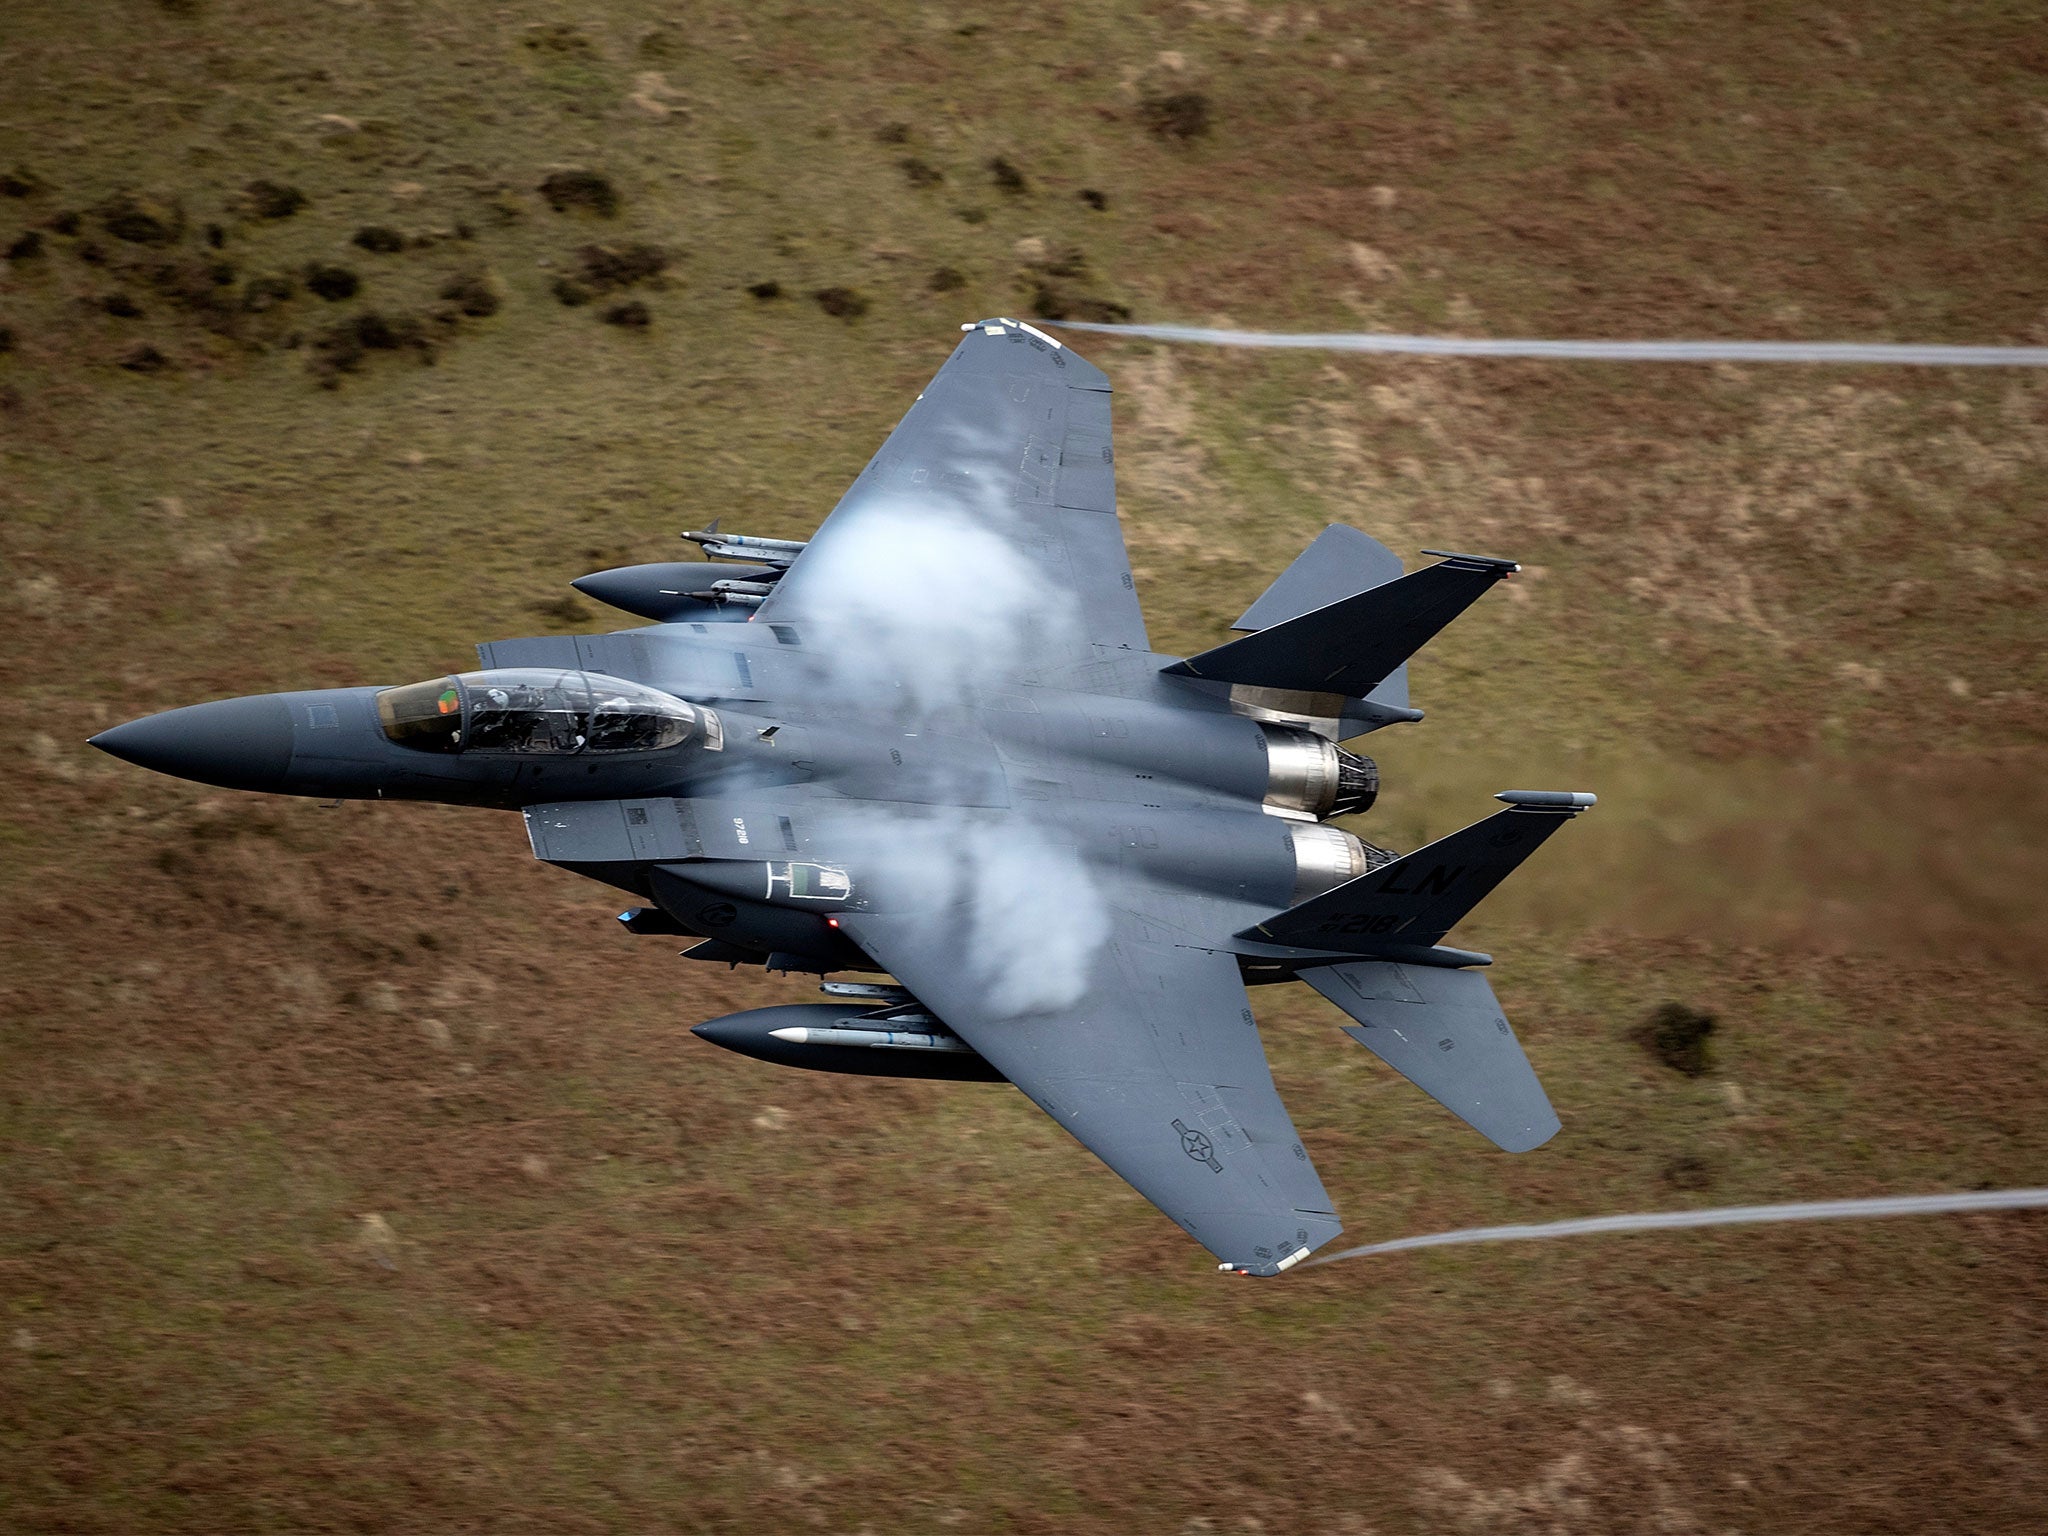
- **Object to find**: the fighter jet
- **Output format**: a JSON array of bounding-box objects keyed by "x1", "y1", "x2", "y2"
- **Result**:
[{"x1": 91, "y1": 318, "x2": 1593, "y2": 1276}]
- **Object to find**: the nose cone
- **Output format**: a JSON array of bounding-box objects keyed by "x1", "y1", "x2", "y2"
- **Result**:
[{"x1": 89, "y1": 694, "x2": 296, "y2": 793}]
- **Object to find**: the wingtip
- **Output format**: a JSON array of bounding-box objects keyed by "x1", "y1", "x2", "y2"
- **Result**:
[
  {"x1": 1216, "y1": 1244, "x2": 1316, "y2": 1278},
  {"x1": 961, "y1": 316, "x2": 1064, "y2": 349}
]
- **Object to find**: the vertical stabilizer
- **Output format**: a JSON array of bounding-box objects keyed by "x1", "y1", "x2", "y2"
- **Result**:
[
  {"x1": 1230, "y1": 525, "x2": 1412, "y2": 715},
  {"x1": 1232, "y1": 525, "x2": 1407, "y2": 631}
]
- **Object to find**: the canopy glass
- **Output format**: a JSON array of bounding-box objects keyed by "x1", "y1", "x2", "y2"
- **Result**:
[{"x1": 376, "y1": 670, "x2": 710, "y2": 755}]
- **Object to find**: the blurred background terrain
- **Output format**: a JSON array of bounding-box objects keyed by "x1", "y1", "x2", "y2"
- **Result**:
[{"x1": 2, "y1": 2, "x2": 2045, "y2": 1531}]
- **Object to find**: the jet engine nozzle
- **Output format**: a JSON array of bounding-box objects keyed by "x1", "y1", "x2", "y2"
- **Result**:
[
  {"x1": 1332, "y1": 747, "x2": 1378, "y2": 817},
  {"x1": 1287, "y1": 823, "x2": 1370, "y2": 903},
  {"x1": 1260, "y1": 726, "x2": 1379, "y2": 820}
]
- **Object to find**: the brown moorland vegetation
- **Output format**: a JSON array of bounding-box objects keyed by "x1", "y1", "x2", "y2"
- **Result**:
[{"x1": 3, "y1": 3, "x2": 2045, "y2": 1531}]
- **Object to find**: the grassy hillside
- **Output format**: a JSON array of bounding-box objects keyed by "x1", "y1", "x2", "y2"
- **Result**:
[{"x1": 3, "y1": 3, "x2": 2045, "y2": 1531}]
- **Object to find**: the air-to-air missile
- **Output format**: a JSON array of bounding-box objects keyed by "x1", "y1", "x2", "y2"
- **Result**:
[
  {"x1": 766, "y1": 1024, "x2": 969, "y2": 1053},
  {"x1": 678, "y1": 526, "x2": 809, "y2": 565}
]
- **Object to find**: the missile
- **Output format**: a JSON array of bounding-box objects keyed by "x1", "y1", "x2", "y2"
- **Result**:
[
  {"x1": 681, "y1": 527, "x2": 809, "y2": 567},
  {"x1": 1494, "y1": 789, "x2": 1599, "y2": 810},
  {"x1": 769, "y1": 1025, "x2": 972, "y2": 1053},
  {"x1": 820, "y1": 980, "x2": 914, "y2": 1003},
  {"x1": 681, "y1": 528, "x2": 808, "y2": 552}
]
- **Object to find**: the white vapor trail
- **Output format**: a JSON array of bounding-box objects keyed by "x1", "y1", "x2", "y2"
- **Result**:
[
  {"x1": 1303, "y1": 1188, "x2": 2048, "y2": 1268},
  {"x1": 1048, "y1": 321, "x2": 2048, "y2": 368}
]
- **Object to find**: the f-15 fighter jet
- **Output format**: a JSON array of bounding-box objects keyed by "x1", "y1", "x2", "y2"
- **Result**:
[{"x1": 92, "y1": 318, "x2": 1593, "y2": 1276}]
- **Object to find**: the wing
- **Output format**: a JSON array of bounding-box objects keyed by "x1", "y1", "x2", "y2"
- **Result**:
[
  {"x1": 755, "y1": 319, "x2": 1147, "y2": 673},
  {"x1": 841, "y1": 897, "x2": 1342, "y2": 1276}
]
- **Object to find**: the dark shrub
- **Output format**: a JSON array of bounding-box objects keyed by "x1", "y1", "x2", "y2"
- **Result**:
[
  {"x1": 350, "y1": 311, "x2": 423, "y2": 350},
  {"x1": 601, "y1": 300, "x2": 650, "y2": 329},
  {"x1": 1029, "y1": 285, "x2": 1128, "y2": 324},
  {"x1": 438, "y1": 272, "x2": 501, "y2": 318},
  {"x1": 304, "y1": 263, "x2": 360, "y2": 301},
  {"x1": 539, "y1": 170, "x2": 619, "y2": 217},
  {"x1": 1662, "y1": 1155, "x2": 1714, "y2": 1191},
  {"x1": 1040, "y1": 246, "x2": 1088, "y2": 278},
  {"x1": 927, "y1": 267, "x2": 966, "y2": 293},
  {"x1": 578, "y1": 242, "x2": 667, "y2": 289},
  {"x1": 242, "y1": 275, "x2": 294, "y2": 312},
  {"x1": 812, "y1": 286, "x2": 868, "y2": 319},
  {"x1": 243, "y1": 180, "x2": 306, "y2": 219},
  {"x1": 1140, "y1": 91, "x2": 1212, "y2": 140},
  {"x1": 1635, "y1": 1002, "x2": 1718, "y2": 1077},
  {"x1": 986, "y1": 156, "x2": 1027, "y2": 193},
  {"x1": 99, "y1": 193, "x2": 183, "y2": 246},
  {"x1": 353, "y1": 225, "x2": 405, "y2": 254},
  {"x1": 311, "y1": 312, "x2": 431, "y2": 379},
  {"x1": 899, "y1": 158, "x2": 944, "y2": 188},
  {"x1": 746, "y1": 280, "x2": 783, "y2": 300},
  {"x1": 143, "y1": 257, "x2": 236, "y2": 313},
  {"x1": 522, "y1": 23, "x2": 592, "y2": 54}
]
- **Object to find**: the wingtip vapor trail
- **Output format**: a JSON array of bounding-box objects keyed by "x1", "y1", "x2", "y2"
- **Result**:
[
  {"x1": 1301, "y1": 1188, "x2": 2048, "y2": 1269},
  {"x1": 1047, "y1": 320, "x2": 2048, "y2": 368}
]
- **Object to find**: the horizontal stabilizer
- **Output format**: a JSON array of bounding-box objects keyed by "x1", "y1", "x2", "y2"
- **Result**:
[
  {"x1": 1239, "y1": 792, "x2": 1594, "y2": 955},
  {"x1": 1166, "y1": 550, "x2": 1518, "y2": 697},
  {"x1": 1306, "y1": 962, "x2": 1559, "y2": 1152}
]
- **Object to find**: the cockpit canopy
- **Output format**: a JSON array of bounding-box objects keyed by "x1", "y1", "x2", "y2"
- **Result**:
[{"x1": 376, "y1": 669, "x2": 718, "y2": 756}]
